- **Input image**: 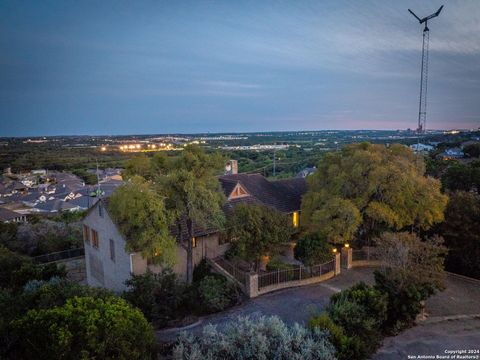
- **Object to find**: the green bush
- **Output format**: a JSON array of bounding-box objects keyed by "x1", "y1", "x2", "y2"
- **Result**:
[
  {"x1": 374, "y1": 269, "x2": 434, "y2": 333},
  {"x1": 266, "y1": 257, "x2": 295, "y2": 271},
  {"x1": 173, "y1": 315, "x2": 336, "y2": 360},
  {"x1": 0, "y1": 246, "x2": 66, "y2": 291},
  {"x1": 308, "y1": 312, "x2": 371, "y2": 360},
  {"x1": 197, "y1": 275, "x2": 237, "y2": 313},
  {"x1": 294, "y1": 233, "x2": 332, "y2": 266},
  {"x1": 326, "y1": 282, "x2": 388, "y2": 359},
  {"x1": 123, "y1": 270, "x2": 187, "y2": 327},
  {"x1": 192, "y1": 259, "x2": 212, "y2": 283},
  {"x1": 12, "y1": 296, "x2": 154, "y2": 360},
  {"x1": 1, "y1": 278, "x2": 115, "y2": 358}
]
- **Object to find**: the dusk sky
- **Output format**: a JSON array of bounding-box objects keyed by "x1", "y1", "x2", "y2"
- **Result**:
[{"x1": 1, "y1": 0, "x2": 479, "y2": 136}]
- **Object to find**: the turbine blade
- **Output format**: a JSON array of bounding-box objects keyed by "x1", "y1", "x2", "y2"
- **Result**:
[
  {"x1": 408, "y1": 9, "x2": 422, "y2": 22},
  {"x1": 436, "y1": 5, "x2": 444, "y2": 16},
  {"x1": 425, "y1": 5, "x2": 444, "y2": 21}
]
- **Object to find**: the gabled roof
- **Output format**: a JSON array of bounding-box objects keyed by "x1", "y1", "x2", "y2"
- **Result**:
[{"x1": 218, "y1": 173, "x2": 306, "y2": 213}]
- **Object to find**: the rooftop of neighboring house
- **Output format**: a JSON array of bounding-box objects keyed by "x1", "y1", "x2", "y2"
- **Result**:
[{"x1": 0, "y1": 207, "x2": 23, "y2": 222}]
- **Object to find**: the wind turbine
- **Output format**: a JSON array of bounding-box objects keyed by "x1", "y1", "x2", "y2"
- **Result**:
[{"x1": 408, "y1": 5, "x2": 444, "y2": 134}]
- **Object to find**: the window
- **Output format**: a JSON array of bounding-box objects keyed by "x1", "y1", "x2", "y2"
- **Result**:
[
  {"x1": 83, "y1": 225, "x2": 90, "y2": 244},
  {"x1": 109, "y1": 239, "x2": 115, "y2": 262},
  {"x1": 192, "y1": 237, "x2": 197, "y2": 248},
  {"x1": 91, "y1": 229, "x2": 99, "y2": 249},
  {"x1": 292, "y1": 211, "x2": 299, "y2": 228},
  {"x1": 98, "y1": 204, "x2": 103, "y2": 218}
]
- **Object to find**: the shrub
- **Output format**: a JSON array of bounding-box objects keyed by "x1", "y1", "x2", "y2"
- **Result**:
[
  {"x1": 12, "y1": 296, "x2": 154, "y2": 360},
  {"x1": 266, "y1": 257, "x2": 295, "y2": 271},
  {"x1": 197, "y1": 275, "x2": 237, "y2": 313},
  {"x1": 294, "y1": 233, "x2": 332, "y2": 266},
  {"x1": 173, "y1": 315, "x2": 336, "y2": 360},
  {"x1": 374, "y1": 231, "x2": 447, "y2": 333},
  {"x1": 308, "y1": 313, "x2": 364, "y2": 360},
  {"x1": 374, "y1": 269, "x2": 434, "y2": 333},
  {"x1": 1, "y1": 278, "x2": 115, "y2": 358},
  {"x1": 326, "y1": 282, "x2": 388, "y2": 359},
  {"x1": 123, "y1": 270, "x2": 187, "y2": 327},
  {"x1": 192, "y1": 259, "x2": 211, "y2": 283},
  {"x1": 0, "y1": 245, "x2": 66, "y2": 291}
]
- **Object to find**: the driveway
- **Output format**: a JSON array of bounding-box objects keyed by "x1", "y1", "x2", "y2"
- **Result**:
[
  {"x1": 156, "y1": 267, "x2": 375, "y2": 342},
  {"x1": 373, "y1": 273, "x2": 480, "y2": 359},
  {"x1": 156, "y1": 268, "x2": 480, "y2": 358}
]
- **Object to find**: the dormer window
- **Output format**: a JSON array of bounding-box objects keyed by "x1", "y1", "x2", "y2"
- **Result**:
[{"x1": 229, "y1": 183, "x2": 249, "y2": 199}]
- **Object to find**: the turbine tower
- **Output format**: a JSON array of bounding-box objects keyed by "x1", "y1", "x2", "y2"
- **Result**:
[{"x1": 408, "y1": 5, "x2": 443, "y2": 134}]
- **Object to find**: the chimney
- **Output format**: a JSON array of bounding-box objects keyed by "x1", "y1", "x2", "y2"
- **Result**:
[{"x1": 225, "y1": 160, "x2": 238, "y2": 175}]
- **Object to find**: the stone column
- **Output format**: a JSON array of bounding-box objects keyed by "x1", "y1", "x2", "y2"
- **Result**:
[
  {"x1": 335, "y1": 253, "x2": 341, "y2": 275},
  {"x1": 341, "y1": 247, "x2": 352, "y2": 269},
  {"x1": 247, "y1": 273, "x2": 259, "y2": 298}
]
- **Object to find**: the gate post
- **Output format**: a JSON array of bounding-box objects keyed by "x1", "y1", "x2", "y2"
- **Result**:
[
  {"x1": 341, "y1": 245, "x2": 352, "y2": 269},
  {"x1": 335, "y1": 253, "x2": 341, "y2": 275},
  {"x1": 247, "y1": 273, "x2": 259, "y2": 298}
]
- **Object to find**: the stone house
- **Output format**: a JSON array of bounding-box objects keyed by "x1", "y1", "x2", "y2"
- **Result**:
[{"x1": 82, "y1": 169, "x2": 307, "y2": 292}]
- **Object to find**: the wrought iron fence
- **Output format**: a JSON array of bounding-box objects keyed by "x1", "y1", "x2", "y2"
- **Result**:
[
  {"x1": 214, "y1": 257, "x2": 249, "y2": 288},
  {"x1": 352, "y1": 248, "x2": 380, "y2": 262},
  {"x1": 34, "y1": 248, "x2": 85, "y2": 264},
  {"x1": 258, "y1": 258, "x2": 335, "y2": 290}
]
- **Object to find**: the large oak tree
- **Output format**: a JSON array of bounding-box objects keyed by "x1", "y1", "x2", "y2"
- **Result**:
[{"x1": 301, "y1": 143, "x2": 448, "y2": 243}]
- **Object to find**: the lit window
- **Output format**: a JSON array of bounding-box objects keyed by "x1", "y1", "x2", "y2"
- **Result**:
[
  {"x1": 83, "y1": 225, "x2": 90, "y2": 244},
  {"x1": 109, "y1": 239, "x2": 115, "y2": 262},
  {"x1": 192, "y1": 237, "x2": 197, "y2": 248},
  {"x1": 292, "y1": 211, "x2": 299, "y2": 228},
  {"x1": 91, "y1": 229, "x2": 99, "y2": 249}
]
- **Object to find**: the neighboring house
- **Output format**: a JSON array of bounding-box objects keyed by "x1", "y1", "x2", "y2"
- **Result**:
[
  {"x1": 82, "y1": 169, "x2": 306, "y2": 291},
  {"x1": 32, "y1": 199, "x2": 80, "y2": 213},
  {"x1": 437, "y1": 147, "x2": 465, "y2": 160},
  {"x1": 296, "y1": 167, "x2": 317, "y2": 178},
  {"x1": 410, "y1": 143, "x2": 434, "y2": 152},
  {"x1": 0, "y1": 207, "x2": 27, "y2": 223}
]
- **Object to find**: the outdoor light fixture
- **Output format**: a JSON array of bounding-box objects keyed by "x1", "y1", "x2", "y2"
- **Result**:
[
  {"x1": 344, "y1": 243, "x2": 350, "y2": 248},
  {"x1": 332, "y1": 248, "x2": 338, "y2": 253}
]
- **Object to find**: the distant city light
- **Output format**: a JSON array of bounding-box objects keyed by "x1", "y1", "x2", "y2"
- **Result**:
[{"x1": 100, "y1": 146, "x2": 107, "y2": 151}]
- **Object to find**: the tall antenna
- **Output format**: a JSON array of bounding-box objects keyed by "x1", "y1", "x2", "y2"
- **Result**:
[{"x1": 408, "y1": 5, "x2": 443, "y2": 134}]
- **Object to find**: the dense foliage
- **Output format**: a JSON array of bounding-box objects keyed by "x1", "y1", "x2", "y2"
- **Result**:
[
  {"x1": 441, "y1": 160, "x2": 480, "y2": 194},
  {"x1": 373, "y1": 232, "x2": 446, "y2": 333},
  {"x1": 301, "y1": 143, "x2": 448, "y2": 243},
  {"x1": 123, "y1": 270, "x2": 188, "y2": 327},
  {"x1": 227, "y1": 203, "x2": 293, "y2": 270},
  {"x1": 13, "y1": 296, "x2": 154, "y2": 360},
  {"x1": 434, "y1": 191, "x2": 480, "y2": 279},
  {"x1": 0, "y1": 217, "x2": 83, "y2": 256},
  {"x1": 108, "y1": 175, "x2": 177, "y2": 266},
  {"x1": 122, "y1": 145, "x2": 226, "y2": 283},
  {"x1": 294, "y1": 233, "x2": 333, "y2": 266},
  {"x1": 123, "y1": 265, "x2": 240, "y2": 328},
  {"x1": 326, "y1": 283, "x2": 388, "y2": 359},
  {"x1": 173, "y1": 315, "x2": 336, "y2": 360},
  {"x1": 0, "y1": 245, "x2": 66, "y2": 291}
]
